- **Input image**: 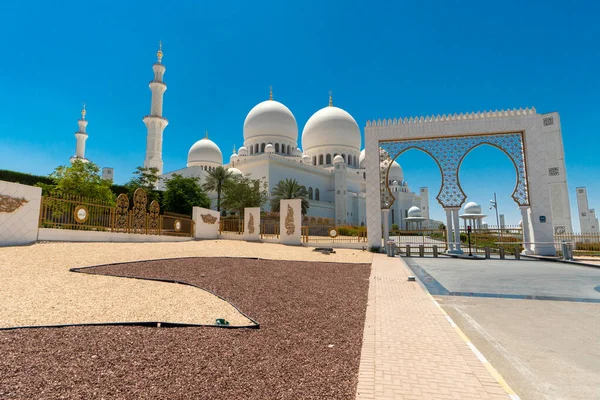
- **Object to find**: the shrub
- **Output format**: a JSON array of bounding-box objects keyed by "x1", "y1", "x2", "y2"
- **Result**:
[
  {"x1": 369, "y1": 246, "x2": 382, "y2": 253},
  {"x1": 391, "y1": 223, "x2": 399, "y2": 231}
]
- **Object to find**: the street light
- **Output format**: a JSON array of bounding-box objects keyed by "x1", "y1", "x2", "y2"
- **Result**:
[{"x1": 489, "y1": 193, "x2": 502, "y2": 245}]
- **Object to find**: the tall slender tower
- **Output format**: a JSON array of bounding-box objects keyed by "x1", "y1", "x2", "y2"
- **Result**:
[
  {"x1": 70, "y1": 104, "x2": 89, "y2": 163},
  {"x1": 143, "y1": 41, "x2": 168, "y2": 175}
]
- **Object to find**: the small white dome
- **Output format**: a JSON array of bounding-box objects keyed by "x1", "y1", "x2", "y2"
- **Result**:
[
  {"x1": 265, "y1": 143, "x2": 275, "y2": 153},
  {"x1": 392, "y1": 180, "x2": 399, "y2": 186},
  {"x1": 243, "y1": 100, "x2": 298, "y2": 142},
  {"x1": 388, "y1": 161, "x2": 403, "y2": 182},
  {"x1": 333, "y1": 154, "x2": 345, "y2": 164},
  {"x1": 359, "y1": 149, "x2": 366, "y2": 168},
  {"x1": 464, "y1": 202, "x2": 482, "y2": 215},
  {"x1": 302, "y1": 154, "x2": 311, "y2": 163},
  {"x1": 230, "y1": 153, "x2": 239, "y2": 163},
  {"x1": 228, "y1": 167, "x2": 243, "y2": 176},
  {"x1": 187, "y1": 137, "x2": 223, "y2": 167},
  {"x1": 408, "y1": 206, "x2": 422, "y2": 218},
  {"x1": 302, "y1": 106, "x2": 361, "y2": 152},
  {"x1": 238, "y1": 146, "x2": 248, "y2": 156},
  {"x1": 296, "y1": 147, "x2": 302, "y2": 156}
]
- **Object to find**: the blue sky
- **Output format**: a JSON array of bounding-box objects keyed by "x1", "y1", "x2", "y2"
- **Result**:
[{"x1": 1, "y1": 0, "x2": 598, "y2": 229}]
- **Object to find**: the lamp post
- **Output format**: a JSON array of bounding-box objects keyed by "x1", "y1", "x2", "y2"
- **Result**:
[{"x1": 489, "y1": 193, "x2": 502, "y2": 245}]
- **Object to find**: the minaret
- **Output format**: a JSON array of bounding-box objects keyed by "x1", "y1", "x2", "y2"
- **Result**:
[
  {"x1": 70, "y1": 103, "x2": 89, "y2": 163},
  {"x1": 143, "y1": 41, "x2": 168, "y2": 175}
]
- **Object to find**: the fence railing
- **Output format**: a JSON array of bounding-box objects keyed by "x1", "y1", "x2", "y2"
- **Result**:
[
  {"x1": 219, "y1": 218, "x2": 243, "y2": 234},
  {"x1": 260, "y1": 221, "x2": 279, "y2": 239},
  {"x1": 301, "y1": 226, "x2": 367, "y2": 243},
  {"x1": 554, "y1": 232, "x2": 600, "y2": 252},
  {"x1": 390, "y1": 229, "x2": 448, "y2": 251},
  {"x1": 39, "y1": 189, "x2": 194, "y2": 237}
]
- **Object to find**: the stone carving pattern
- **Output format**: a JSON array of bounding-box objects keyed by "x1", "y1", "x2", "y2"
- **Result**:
[
  {"x1": 285, "y1": 204, "x2": 295, "y2": 236},
  {"x1": 379, "y1": 133, "x2": 529, "y2": 208},
  {"x1": 148, "y1": 200, "x2": 160, "y2": 232},
  {"x1": 543, "y1": 116, "x2": 554, "y2": 126},
  {"x1": 0, "y1": 194, "x2": 28, "y2": 213},
  {"x1": 548, "y1": 167, "x2": 559, "y2": 176},
  {"x1": 201, "y1": 214, "x2": 218, "y2": 224},
  {"x1": 248, "y1": 213, "x2": 255, "y2": 234}
]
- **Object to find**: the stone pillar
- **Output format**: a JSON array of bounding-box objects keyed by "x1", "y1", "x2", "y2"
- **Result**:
[
  {"x1": 280, "y1": 199, "x2": 302, "y2": 245},
  {"x1": 382, "y1": 209, "x2": 390, "y2": 253},
  {"x1": 520, "y1": 206, "x2": 534, "y2": 255},
  {"x1": 192, "y1": 207, "x2": 220, "y2": 239},
  {"x1": 445, "y1": 209, "x2": 454, "y2": 251},
  {"x1": 243, "y1": 207, "x2": 261, "y2": 241},
  {"x1": 452, "y1": 209, "x2": 463, "y2": 253}
]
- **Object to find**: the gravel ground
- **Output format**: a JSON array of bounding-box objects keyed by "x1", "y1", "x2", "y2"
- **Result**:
[
  {"x1": 0, "y1": 257, "x2": 371, "y2": 399},
  {"x1": 0, "y1": 241, "x2": 371, "y2": 328}
]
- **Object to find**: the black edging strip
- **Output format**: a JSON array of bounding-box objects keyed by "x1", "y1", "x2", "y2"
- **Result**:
[{"x1": 1, "y1": 256, "x2": 263, "y2": 331}]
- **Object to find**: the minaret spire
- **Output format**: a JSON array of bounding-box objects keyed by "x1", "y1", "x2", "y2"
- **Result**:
[
  {"x1": 70, "y1": 103, "x2": 89, "y2": 163},
  {"x1": 233, "y1": 144, "x2": 236, "y2": 154},
  {"x1": 269, "y1": 86, "x2": 273, "y2": 100},
  {"x1": 329, "y1": 91, "x2": 333, "y2": 107},
  {"x1": 143, "y1": 42, "x2": 168, "y2": 177},
  {"x1": 205, "y1": 130, "x2": 209, "y2": 139}
]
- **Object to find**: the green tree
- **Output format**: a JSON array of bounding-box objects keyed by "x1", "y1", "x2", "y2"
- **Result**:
[
  {"x1": 48, "y1": 160, "x2": 115, "y2": 204},
  {"x1": 126, "y1": 166, "x2": 161, "y2": 204},
  {"x1": 270, "y1": 178, "x2": 309, "y2": 215},
  {"x1": 202, "y1": 166, "x2": 234, "y2": 211},
  {"x1": 162, "y1": 174, "x2": 210, "y2": 215},
  {"x1": 221, "y1": 175, "x2": 269, "y2": 216}
]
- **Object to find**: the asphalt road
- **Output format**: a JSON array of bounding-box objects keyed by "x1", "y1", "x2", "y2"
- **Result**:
[{"x1": 404, "y1": 257, "x2": 600, "y2": 400}]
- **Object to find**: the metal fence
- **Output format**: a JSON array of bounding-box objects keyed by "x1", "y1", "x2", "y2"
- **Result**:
[
  {"x1": 260, "y1": 221, "x2": 279, "y2": 239},
  {"x1": 460, "y1": 225, "x2": 523, "y2": 254},
  {"x1": 219, "y1": 218, "x2": 243, "y2": 235},
  {"x1": 39, "y1": 189, "x2": 194, "y2": 237},
  {"x1": 301, "y1": 225, "x2": 367, "y2": 243},
  {"x1": 554, "y1": 232, "x2": 600, "y2": 252},
  {"x1": 390, "y1": 229, "x2": 447, "y2": 252}
]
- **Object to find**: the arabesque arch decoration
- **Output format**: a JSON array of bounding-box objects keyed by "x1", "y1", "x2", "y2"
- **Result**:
[{"x1": 379, "y1": 132, "x2": 529, "y2": 209}]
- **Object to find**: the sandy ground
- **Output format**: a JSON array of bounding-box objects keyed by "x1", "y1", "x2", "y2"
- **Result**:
[{"x1": 0, "y1": 241, "x2": 372, "y2": 329}]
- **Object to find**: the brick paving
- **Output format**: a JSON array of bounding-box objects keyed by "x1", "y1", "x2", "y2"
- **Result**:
[{"x1": 356, "y1": 254, "x2": 511, "y2": 399}]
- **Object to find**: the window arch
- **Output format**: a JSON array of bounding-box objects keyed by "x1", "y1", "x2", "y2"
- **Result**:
[
  {"x1": 342, "y1": 154, "x2": 346, "y2": 162},
  {"x1": 319, "y1": 154, "x2": 324, "y2": 165},
  {"x1": 287, "y1": 145, "x2": 291, "y2": 155},
  {"x1": 308, "y1": 187, "x2": 313, "y2": 200},
  {"x1": 275, "y1": 143, "x2": 279, "y2": 153},
  {"x1": 326, "y1": 154, "x2": 332, "y2": 164},
  {"x1": 363, "y1": 172, "x2": 366, "y2": 179},
  {"x1": 261, "y1": 143, "x2": 266, "y2": 153},
  {"x1": 255, "y1": 143, "x2": 259, "y2": 154},
  {"x1": 315, "y1": 188, "x2": 320, "y2": 201},
  {"x1": 313, "y1": 156, "x2": 317, "y2": 165}
]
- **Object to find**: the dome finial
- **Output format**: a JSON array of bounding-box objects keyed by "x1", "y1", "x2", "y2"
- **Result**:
[
  {"x1": 157, "y1": 40, "x2": 163, "y2": 63},
  {"x1": 205, "y1": 130, "x2": 208, "y2": 139},
  {"x1": 81, "y1": 102, "x2": 86, "y2": 120},
  {"x1": 232, "y1": 144, "x2": 236, "y2": 154},
  {"x1": 329, "y1": 90, "x2": 333, "y2": 107},
  {"x1": 269, "y1": 85, "x2": 273, "y2": 100}
]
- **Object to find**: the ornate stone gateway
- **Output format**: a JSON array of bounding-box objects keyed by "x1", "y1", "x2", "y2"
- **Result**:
[{"x1": 365, "y1": 108, "x2": 570, "y2": 256}]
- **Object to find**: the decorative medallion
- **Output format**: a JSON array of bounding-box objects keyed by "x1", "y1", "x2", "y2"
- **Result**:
[
  {"x1": 554, "y1": 225, "x2": 566, "y2": 235},
  {"x1": 285, "y1": 204, "x2": 295, "y2": 236},
  {"x1": 201, "y1": 213, "x2": 218, "y2": 224},
  {"x1": 115, "y1": 193, "x2": 130, "y2": 230},
  {"x1": 329, "y1": 228, "x2": 338, "y2": 238},
  {"x1": 131, "y1": 188, "x2": 148, "y2": 232},
  {"x1": 73, "y1": 205, "x2": 89, "y2": 223},
  {"x1": 148, "y1": 200, "x2": 160, "y2": 232},
  {"x1": 174, "y1": 219, "x2": 182, "y2": 232},
  {"x1": 0, "y1": 194, "x2": 28, "y2": 213},
  {"x1": 248, "y1": 213, "x2": 255, "y2": 234}
]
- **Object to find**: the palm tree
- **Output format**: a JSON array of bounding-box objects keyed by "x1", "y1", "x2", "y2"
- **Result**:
[
  {"x1": 270, "y1": 178, "x2": 309, "y2": 215},
  {"x1": 202, "y1": 166, "x2": 233, "y2": 211}
]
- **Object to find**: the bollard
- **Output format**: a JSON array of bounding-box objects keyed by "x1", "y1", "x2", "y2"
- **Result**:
[
  {"x1": 387, "y1": 241, "x2": 395, "y2": 257},
  {"x1": 484, "y1": 247, "x2": 491, "y2": 259},
  {"x1": 406, "y1": 244, "x2": 411, "y2": 257},
  {"x1": 433, "y1": 245, "x2": 438, "y2": 258},
  {"x1": 419, "y1": 245, "x2": 425, "y2": 257},
  {"x1": 514, "y1": 249, "x2": 520, "y2": 260},
  {"x1": 499, "y1": 247, "x2": 505, "y2": 260}
]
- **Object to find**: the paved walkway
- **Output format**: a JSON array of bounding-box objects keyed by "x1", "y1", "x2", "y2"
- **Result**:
[{"x1": 356, "y1": 254, "x2": 515, "y2": 399}]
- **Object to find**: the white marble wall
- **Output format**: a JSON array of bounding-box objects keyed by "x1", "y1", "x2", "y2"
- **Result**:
[
  {"x1": 0, "y1": 181, "x2": 42, "y2": 247},
  {"x1": 243, "y1": 207, "x2": 261, "y2": 241},
  {"x1": 279, "y1": 199, "x2": 302, "y2": 245},
  {"x1": 192, "y1": 207, "x2": 220, "y2": 239}
]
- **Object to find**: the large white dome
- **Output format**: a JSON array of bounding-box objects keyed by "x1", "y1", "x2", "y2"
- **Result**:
[
  {"x1": 408, "y1": 206, "x2": 422, "y2": 218},
  {"x1": 302, "y1": 106, "x2": 361, "y2": 151},
  {"x1": 187, "y1": 137, "x2": 222, "y2": 167},
  {"x1": 243, "y1": 100, "x2": 298, "y2": 142},
  {"x1": 463, "y1": 202, "x2": 482, "y2": 215},
  {"x1": 388, "y1": 161, "x2": 403, "y2": 182}
]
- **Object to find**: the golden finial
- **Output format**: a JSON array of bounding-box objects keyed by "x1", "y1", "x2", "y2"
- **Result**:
[
  {"x1": 233, "y1": 144, "x2": 236, "y2": 154},
  {"x1": 81, "y1": 102, "x2": 86, "y2": 120},
  {"x1": 269, "y1": 86, "x2": 273, "y2": 100},
  {"x1": 329, "y1": 91, "x2": 333, "y2": 107},
  {"x1": 205, "y1": 130, "x2": 208, "y2": 139},
  {"x1": 157, "y1": 40, "x2": 163, "y2": 63}
]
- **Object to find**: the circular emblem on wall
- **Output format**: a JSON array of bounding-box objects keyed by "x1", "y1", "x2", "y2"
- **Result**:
[
  {"x1": 329, "y1": 228, "x2": 338, "y2": 238},
  {"x1": 174, "y1": 220, "x2": 182, "y2": 232},
  {"x1": 74, "y1": 205, "x2": 89, "y2": 223}
]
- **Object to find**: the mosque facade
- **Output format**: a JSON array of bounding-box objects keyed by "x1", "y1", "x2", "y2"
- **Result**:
[{"x1": 140, "y1": 45, "x2": 439, "y2": 227}]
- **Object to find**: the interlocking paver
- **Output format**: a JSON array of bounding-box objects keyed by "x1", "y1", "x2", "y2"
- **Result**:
[{"x1": 356, "y1": 255, "x2": 511, "y2": 399}]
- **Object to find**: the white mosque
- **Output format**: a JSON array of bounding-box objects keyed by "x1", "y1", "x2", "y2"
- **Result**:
[{"x1": 69, "y1": 44, "x2": 442, "y2": 228}]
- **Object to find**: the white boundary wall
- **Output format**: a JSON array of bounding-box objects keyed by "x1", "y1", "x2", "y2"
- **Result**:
[
  {"x1": 38, "y1": 228, "x2": 191, "y2": 242},
  {"x1": 280, "y1": 199, "x2": 302, "y2": 245},
  {"x1": 192, "y1": 207, "x2": 220, "y2": 239},
  {"x1": 243, "y1": 207, "x2": 261, "y2": 241},
  {"x1": 365, "y1": 111, "x2": 561, "y2": 256},
  {"x1": 0, "y1": 181, "x2": 42, "y2": 247}
]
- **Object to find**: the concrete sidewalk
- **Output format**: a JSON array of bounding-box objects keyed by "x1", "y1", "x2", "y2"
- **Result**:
[{"x1": 355, "y1": 254, "x2": 515, "y2": 399}]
